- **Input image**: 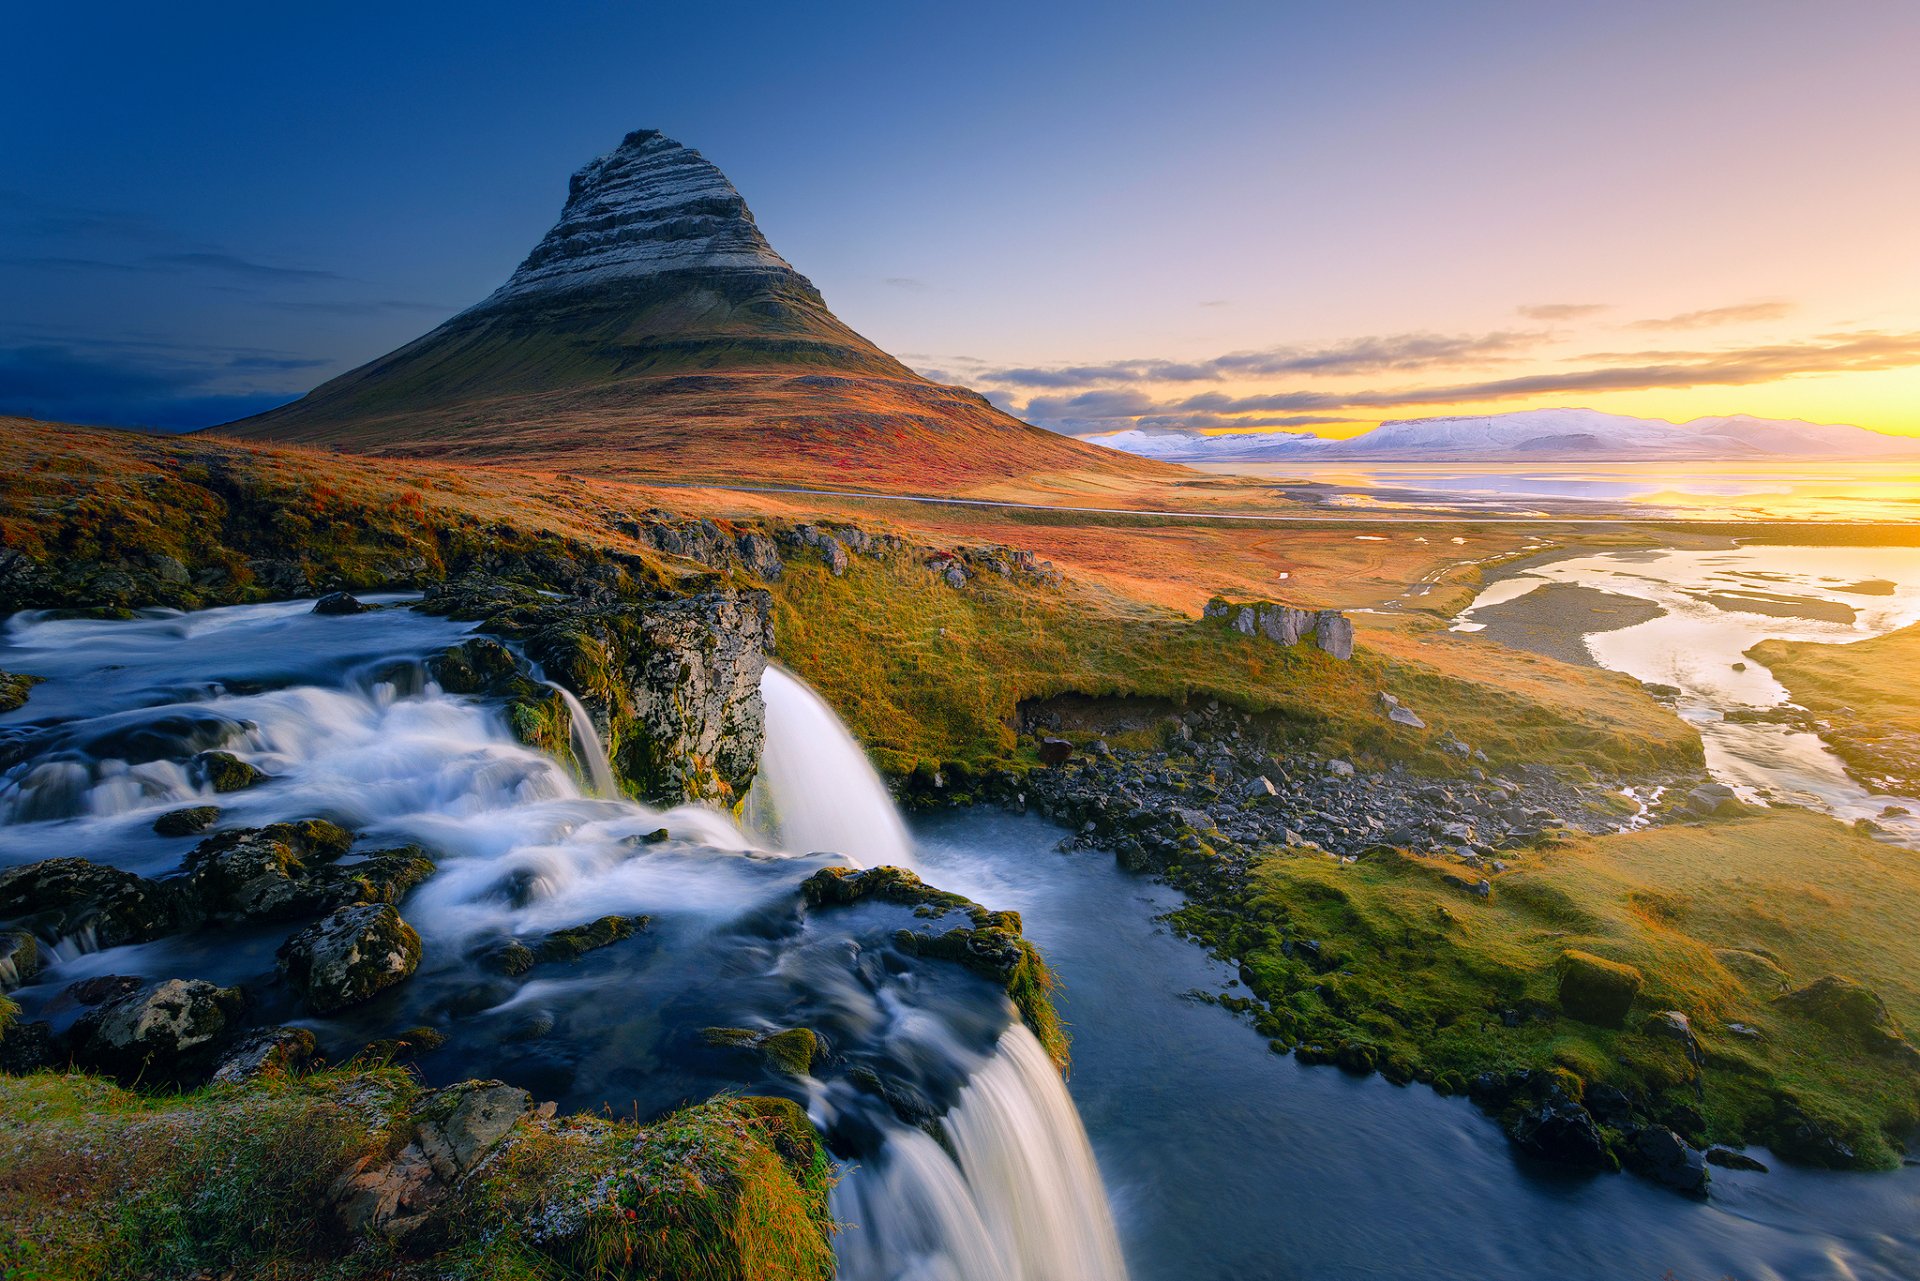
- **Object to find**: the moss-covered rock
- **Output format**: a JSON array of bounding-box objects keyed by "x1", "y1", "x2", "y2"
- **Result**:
[
  {"x1": 0, "y1": 928, "x2": 39, "y2": 992},
  {"x1": 193, "y1": 750, "x2": 267, "y2": 793},
  {"x1": 0, "y1": 668, "x2": 40, "y2": 713},
  {"x1": 534, "y1": 913, "x2": 648, "y2": 963},
  {"x1": 703, "y1": 1025, "x2": 822, "y2": 1076},
  {"x1": 69, "y1": 978, "x2": 246, "y2": 1083},
  {"x1": 278, "y1": 902, "x2": 422, "y2": 1014},
  {"x1": 1775, "y1": 975, "x2": 1917, "y2": 1060},
  {"x1": 1557, "y1": 949, "x2": 1643, "y2": 1028}
]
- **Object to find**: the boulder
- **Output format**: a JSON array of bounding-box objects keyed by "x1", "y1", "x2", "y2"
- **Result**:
[
  {"x1": 1775, "y1": 975, "x2": 1918, "y2": 1061},
  {"x1": 153, "y1": 805, "x2": 220, "y2": 837},
  {"x1": 1038, "y1": 737, "x2": 1074, "y2": 766},
  {"x1": 0, "y1": 857, "x2": 192, "y2": 948},
  {"x1": 734, "y1": 532, "x2": 784, "y2": 581},
  {"x1": 1631, "y1": 1125, "x2": 1709, "y2": 1195},
  {"x1": 1684, "y1": 782, "x2": 1745, "y2": 818},
  {"x1": 69, "y1": 978, "x2": 245, "y2": 1082},
  {"x1": 1509, "y1": 1094, "x2": 1614, "y2": 1170},
  {"x1": 1326, "y1": 759, "x2": 1356, "y2": 778},
  {"x1": 181, "y1": 820, "x2": 355, "y2": 923},
  {"x1": 312, "y1": 591, "x2": 371, "y2": 615},
  {"x1": 210, "y1": 1025, "x2": 319, "y2": 1084},
  {"x1": 331, "y1": 1081, "x2": 536, "y2": 1239},
  {"x1": 428, "y1": 637, "x2": 521, "y2": 696},
  {"x1": 193, "y1": 750, "x2": 267, "y2": 793},
  {"x1": 1313, "y1": 611, "x2": 1355, "y2": 660},
  {"x1": 702, "y1": 1025, "x2": 821, "y2": 1076},
  {"x1": 1557, "y1": 950, "x2": 1643, "y2": 1028},
  {"x1": 278, "y1": 903, "x2": 423, "y2": 1014},
  {"x1": 1704, "y1": 1146, "x2": 1769, "y2": 1173},
  {"x1": 533, "y1": 914, "x2": 646, "y2": 964}
]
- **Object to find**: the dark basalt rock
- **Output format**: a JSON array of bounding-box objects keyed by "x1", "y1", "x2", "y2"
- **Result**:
[
  {"x1": 69, "y1": 978, "x2": 246, "y2": 1083},
  {"x1": 279, "y1": 902, "x2": 423, "y2": 1014},
  {"x1": 1628, "y1": 1125, "x2": 1709, "y2": 1195},
  {"x1": 0, "y1": 1018, "x2": 59, "y2": 1073},
  {"x1": 0, "y1": 857, "x2": 194, "y2": 949},
  {"x1": 312, "y1": 590, "x2": 372, "y2": 615},
  {"x1": 1509, "y1": 1094, "x2": 1615, "y2": 1171},
  {"x1": 1704, "y1": 1145, "x2": 1769, "y2": 1173},
  {"x1": 181, "y1": 820, "x2": 354, "y2": 923},
  {"x1": 153, "y1": 804, "x2": 221, "y2": 837},
  {"x1": 427, "y1": 637, "x2": 521, "y2": 696}
]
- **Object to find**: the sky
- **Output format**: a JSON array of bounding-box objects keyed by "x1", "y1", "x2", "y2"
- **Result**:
[{"x1": 4, "y1": 0, "x2": 1919, "y2": 439}]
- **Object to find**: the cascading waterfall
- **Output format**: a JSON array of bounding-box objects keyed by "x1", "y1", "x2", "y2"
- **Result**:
[
  {"x1": 832, "y1": 1024, "x2": 1132, "y2": 1281},
  {"x1": 543, "y1": 680, "x2": 618, "y2": 798},
  {"x1": 750, "y1": 664, "x2": 914, "y2": 869},
  {"x1": 0, "y1": 603, "x2": 1129, "y2": 1280}
]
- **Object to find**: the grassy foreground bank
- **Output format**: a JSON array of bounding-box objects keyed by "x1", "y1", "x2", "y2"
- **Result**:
[
  {"x1": 0, "y1": 1067, "x2": 834, "y2": 1281},
  {"x1": 1174, "y1": 808, "x2": 1920, "y2": 1168}
]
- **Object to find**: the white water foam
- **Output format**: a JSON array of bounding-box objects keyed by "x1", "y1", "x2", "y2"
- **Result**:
[{"x1": 750, "y1": 665, "x2": 914, "y2": 869}]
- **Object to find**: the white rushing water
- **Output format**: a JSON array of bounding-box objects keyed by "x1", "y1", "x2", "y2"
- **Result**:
[
  {"x1": 543, "y1": 680, "x2": 618, "y2": 798},
  {"x1": 750, "y1": 664, "x2": 915, "y2": 869},
  {"x1": 833, "y1": 1024, "x2": 1131, "y2": 1281},
  {"x1": 1454, "y1": 544, "x2": 1920, "y2": 844},
  {"x1": 0, "y1": 602, "x2": 1127, "y2": 1279}
]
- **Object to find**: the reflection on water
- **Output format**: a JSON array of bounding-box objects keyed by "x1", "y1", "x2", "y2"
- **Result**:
[
  {"x1": 1198, "y1": 460, "x2": 1920, "y2": 520},
  {"x1": 1455, "y1": 544, "x2": 1920, "y2": 843}
]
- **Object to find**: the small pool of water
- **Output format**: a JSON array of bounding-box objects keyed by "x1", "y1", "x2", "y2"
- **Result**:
[{"x1": 914, "y1": 809, "x2": 1920, "y2": 1281}]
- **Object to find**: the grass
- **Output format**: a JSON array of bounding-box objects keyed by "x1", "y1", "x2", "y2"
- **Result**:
[
  {"x1": 1750, "y1": 622, "x2": 1920, "y2": 794},
  {"x1": 0, "y1": 1068, "x2": 834, "y2": 1281},
  {"x1": 768, "y1": 552, "x2": 1700, "y2": 782},
  {"x1": 1172, "y1": 808, "x2": 1920, "y2": 1167}
]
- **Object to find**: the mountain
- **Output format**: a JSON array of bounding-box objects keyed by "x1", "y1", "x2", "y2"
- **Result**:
[
  {"x1": 1093, "y1": 408, "x2": 1920, "y2": 463},
  {"x1": 225, "y1": 130, "x2": 1171, "y2": 492}
]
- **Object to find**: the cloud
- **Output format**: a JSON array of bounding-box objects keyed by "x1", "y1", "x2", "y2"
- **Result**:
[
  {"x1": 262, "y1": 297, "x2": 452, "y2": 317},
  {"x1": 1011, "y1": 328, "x2": 1920, "y2": 433},
  {"x1": 976, "y1": 330, "x2": 1537, "y2": 391},
  {"x1": 0, "y1": 341, "x2": 314, "y2": 431},
  {"x1": 1519, "y1": 302, "x2": 1611, "y2": 321},
  {"x1": 145, "y1": 251, "x2": 345, "y2": 283},
  {"x1": 883, "y1": 276, "x2": 932, "y2": 291},
  {"x1": 1629, "y1": 301, "x2": 1793, "y2": 330}
]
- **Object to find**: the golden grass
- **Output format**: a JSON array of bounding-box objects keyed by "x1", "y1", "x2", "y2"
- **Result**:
[{"x1": 1750, "y1": 623, "x2": 1920, "y2": 793}]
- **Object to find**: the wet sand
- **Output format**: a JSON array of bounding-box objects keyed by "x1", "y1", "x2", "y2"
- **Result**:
[{"x1": 1468, "y1": 581, "x2": 1665, "y2": 667}]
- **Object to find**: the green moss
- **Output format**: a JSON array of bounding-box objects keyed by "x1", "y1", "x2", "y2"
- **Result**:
[
  {"x1": 535, "y1": 914, "x2": 647, "y2": 963},
  {"x1": 194, "y1": 751, "x2": 266, "y2": 793},
  {"x1": 0, "y1": 1070, "x2": 835, "y2": 1281},
  {"x1": 1171, "y1": 810, "x2": 1920, "y2": 1169},
  {"x1": 702, "y1": 1026, "x2": 822, "y2": 1077},
  {"x1": 1557, "y1": 950, "x2": 1645, "y2": 1028},
  {"x1": 0, "y1": 669, "x2": 40, "y2": 713}
]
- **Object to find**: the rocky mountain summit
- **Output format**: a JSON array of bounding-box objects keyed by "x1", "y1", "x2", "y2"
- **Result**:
[
  {"x1": 468, "y1": 129, "x2": 806, "y2": 311},
  {"x1": 223, "y1": 128, "x2": 1168, "y2": 493}
]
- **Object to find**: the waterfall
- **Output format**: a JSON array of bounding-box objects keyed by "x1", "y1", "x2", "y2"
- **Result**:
[
  {"x1": 832, "y1": 1025, "x2": 1133, "y2": 1281},
  {"x1": 1, "y1": 604, "x2": 1132, "y2": 1280},
  {"x1": 750, "y1": 665, "x2": 914, "y2": 869},
  {"x1": 544, "y1": 680, "x2": 618, "y2": 799}
]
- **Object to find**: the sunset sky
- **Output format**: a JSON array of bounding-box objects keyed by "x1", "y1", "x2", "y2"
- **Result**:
[{"x1": 4, "y1": 1, "x2": 1918, "y2": 438}]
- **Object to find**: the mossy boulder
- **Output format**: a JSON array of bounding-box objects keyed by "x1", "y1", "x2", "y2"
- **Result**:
[
  {"x1": 534, "y1": 914, "x2": 648, "y2": 964},
  {"x1": 1557, "y1": 949, "x2": 1643, "y2": 1028},
  {"x1": 181, "y1": 820, "x2": 353, "y2": 922},
  {"x1": 428, "y1": 637, "x2": 521, "y2": 695},
  {"x1": 69, "y1": 978, "x2": 246, "y2": 1083},
  {"x1": 1775, "y1": 975, "x2": 1917, "y2": 1060},
  {"x1": 194, "y1": 750, "x2": 268, "y2": 793},
  {"x1": 210, "y1": 1025, "x2": 320, "y2": 1084},
  {"x1": 278, "y1": 903, "x2": 422, "y2": 1014},
  {"x1": 704, "y1": 1026, "x2": 822, "y2": 1076},
  {"x1": 0, "y1": 669, "x2": 40, "y2": 713}
]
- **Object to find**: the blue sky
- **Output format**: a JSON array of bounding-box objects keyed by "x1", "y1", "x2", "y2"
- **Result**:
[{"x1": 6, "y1": 1, "x2": 1919, "y2": 435}]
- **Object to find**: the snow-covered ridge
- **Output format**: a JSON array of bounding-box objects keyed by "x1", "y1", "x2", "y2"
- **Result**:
[
  {"x1": 1090, "y1": 408, "x2": 1920, "y2": 462},
  {"x1": 467, "y1": 129, "x2": 797, "y2": 311}
]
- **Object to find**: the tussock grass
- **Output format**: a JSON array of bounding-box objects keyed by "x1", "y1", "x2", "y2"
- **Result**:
[{"x1": 1751, "y1": 622, "x2": 1920, "y2": 794}]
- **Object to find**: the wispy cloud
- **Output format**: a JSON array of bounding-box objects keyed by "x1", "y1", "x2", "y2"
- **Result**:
[
  {"x1": 883, "y1": 276, "x2": 932, "y2": 291},
  {"x1": 145, "y1": 251, "x2": 345, "y2": 283},
  {"x1": 1628, "y1": 301, "x2": 1793, "y2": 330},
  {"x1": 1009, "y1": 328, "x2": 1920, "y2": 434},
  {"x1": 1519, "y1": 302, "x2": 1611, "y2": 321},
  {"x1": 973, "y1": 330, "x2": 1537, "y2": 390}
]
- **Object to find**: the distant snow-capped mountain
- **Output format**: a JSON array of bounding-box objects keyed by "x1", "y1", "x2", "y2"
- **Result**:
[{"x1": 1090, "y1": 408, "x2": 1920, "y2": 462}]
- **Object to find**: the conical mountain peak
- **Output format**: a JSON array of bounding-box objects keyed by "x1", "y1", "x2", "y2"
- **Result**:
[{"x1": 471, "y1": 130, "x2": 796, "y2": 312}]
